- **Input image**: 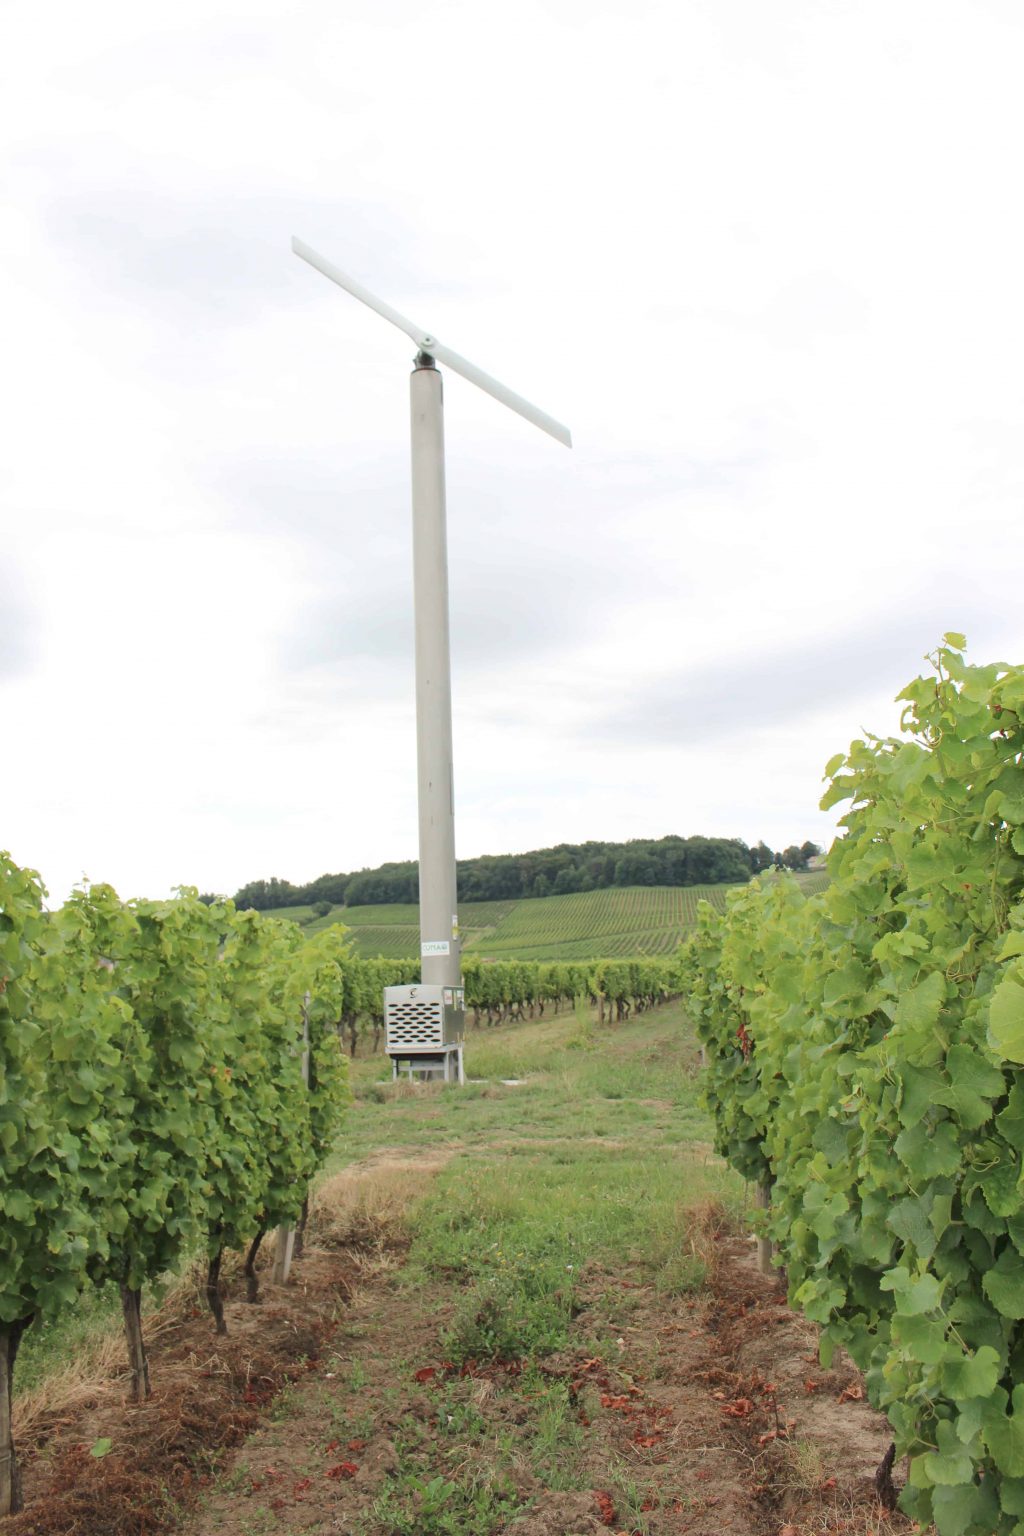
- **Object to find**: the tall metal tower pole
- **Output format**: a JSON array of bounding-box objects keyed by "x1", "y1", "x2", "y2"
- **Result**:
[
  {"x1": 410, "y1": 353, "x2": 459, "y2": 986},
  {"x1": 290, "y1": 238, "x2": 571, "y2": 1001}
]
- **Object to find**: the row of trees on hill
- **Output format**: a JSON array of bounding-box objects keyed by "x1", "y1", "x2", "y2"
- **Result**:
[{"x1": 230, "y1": 835, "x2": 822, "y2": 911}]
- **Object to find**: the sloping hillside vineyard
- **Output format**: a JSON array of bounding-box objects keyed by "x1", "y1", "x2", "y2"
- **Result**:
[
  {"x1": 683, "y1": 639, "x2": 1024, "y2": 1536},
  {"x1": 268, "y1": 873, "x2": 831, "y2": 961}
]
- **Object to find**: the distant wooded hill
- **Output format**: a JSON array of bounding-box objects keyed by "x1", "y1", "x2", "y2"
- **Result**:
[{"x1": 229, "y1": 834, "x2": 821, "y2": 912}]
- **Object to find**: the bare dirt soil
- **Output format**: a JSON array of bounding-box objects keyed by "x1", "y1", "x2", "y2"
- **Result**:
[
  {"x1": 6, "y1": 1248, "x2": 356, "y2": 1536},
  {"x1": 5, "y1": 1214, "x2": 918, "y2": 1536}
]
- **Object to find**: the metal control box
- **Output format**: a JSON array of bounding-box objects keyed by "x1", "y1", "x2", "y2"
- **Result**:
[{"x1": 384, "y1": 983, "x2": 465, "y2": 1054}]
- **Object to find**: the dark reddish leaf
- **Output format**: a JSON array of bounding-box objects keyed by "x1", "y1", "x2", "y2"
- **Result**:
[{"x1": 594, "y1": 1490, "x2": 617, "y2": 1526}]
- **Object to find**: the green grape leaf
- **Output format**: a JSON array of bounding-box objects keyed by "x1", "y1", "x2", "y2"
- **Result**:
[
  {"x1": 990, "y1": 970, "x2": 1024, "y2": 1064},
  {"x1": 941, "y1": 1345, "x2": 1002, "y2": 1401},
  {"x1": 997, "y1": 1086, "x2": 1024, "y2": 1152},
  {"x1": 931, "y1": 1477, "x2": 999, "y2": 1536},
  {"x1": 888, "y1": 1196, "x2": 938, "y2": 1262},
  {"x1": 999, "y1": 795, "x2": 1024, "y2": 825},
  {"x1": 923, "y1": 1420, "x2": 976, "y2": 1485},
  {"x1": 881, "y1": 1267, "x2": 944, "y2": 1314},
  {"x1": 895, "y1": 1119, "x2": 962, "y2": 1178},
  {"x1": 900, "y1": 1067, "x2": 951, "y2": 1129},
  {"x1": 981, "y1": 1155, "x2": 1020, "y2": 1218},
  {"x1": 902, "y1": 1273, "x2": 945, "y2": 1315},
  {"x1": 983, "y1": 1248, "x2": 1024, "y2": 1319},
  {"x1": 896, "y1": 971, "x2": 946, "y2": 1031},
  {"x1": 985, "y1": 1387, "x2": 1024, "y2": 1476},
  {"x1": 999, "y1": 1476, "x2": 1024, "y2": 1516},
  {"x1": 894, "y1": 1312, "x2": 949, "y2": 1366},
  {"x1": 943, "y1": 1046, "x2": 1005, "y2": 1129}
]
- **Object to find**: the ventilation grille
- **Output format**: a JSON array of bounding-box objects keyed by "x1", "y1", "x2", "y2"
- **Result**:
[{"x1": 386, "y1": 1000, "x2": 443, "y2": 1049}]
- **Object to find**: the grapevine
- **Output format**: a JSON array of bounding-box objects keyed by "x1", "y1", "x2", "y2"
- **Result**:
[{"x1": 685, "y1": 638, "x2": 1024, "y2": 1535}]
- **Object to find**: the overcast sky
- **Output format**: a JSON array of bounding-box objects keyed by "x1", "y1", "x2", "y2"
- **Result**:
[{"x1": 3, "y1": 0, "x2": 1022, "y2": 904}]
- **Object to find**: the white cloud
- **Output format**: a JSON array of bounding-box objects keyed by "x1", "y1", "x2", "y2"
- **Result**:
[{"x1": 2, "y1": 0, "x2": 1022, "y2": 901}]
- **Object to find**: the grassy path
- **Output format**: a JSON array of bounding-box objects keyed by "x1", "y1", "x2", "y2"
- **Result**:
[{"x1": 174, "y1": 1002, "x2": 911, "y2": 1536}]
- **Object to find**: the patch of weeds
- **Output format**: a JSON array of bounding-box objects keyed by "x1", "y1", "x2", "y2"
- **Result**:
[
  {"x1": 369, "y1": 1471, "x2": 520, "y2": 1535},
  {"x1": 640, "y1": 1195, "x2": 738, "y2": 1295},
  {"x1": 777, "y1": 1437, "x2": 835, "y2": 1493},
  {"x1": 655, "y1": 1249, "x2": 706, "y2": 1296},
  {"x1": 14, "y1": 1281, "x2": 123, "y2": 1396},
  {"x1": 347, "y1": 1359, "x2": 368, "y2": 1391},
  {"x1": 444, "y1": 1081, "x2": 498, "y2": 1101},
  {"x1": 269, "y1": 1383, "x2": 300, "y2": 1421},
  {"x1": 608, "y1": 1466, "x2": 657, "y2": 1533},
  {"x1": 212, "y1": 1458, "x2": 252, "y2": 1495},
  {"x1": 246, "y1": 1507, "x2": 278, "y2": 1536},
  {"x1": 437, "y1": 1389, "x2": 488, "y2": 1438},
  {"x1": 580, "y1": 1327, "x2": 629, "y2": 1363},
  {"x1": 519, "y1": 1370, "x2": 585, "y2": 1489},
  {"x1": 358, "y1": 1081, "x2": 393, "y2": 1104},
  {"x1": 565, "y1": 996, "x2": 598, "y2": 1052},
  {"x1": 442, "y1": 1256, "x2": 576, "y2": 1364}
]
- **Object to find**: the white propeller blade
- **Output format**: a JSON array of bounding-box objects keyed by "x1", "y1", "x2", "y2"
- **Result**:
[{"x1": 292, "y1": 237, "x2": 572, "y2": 449}]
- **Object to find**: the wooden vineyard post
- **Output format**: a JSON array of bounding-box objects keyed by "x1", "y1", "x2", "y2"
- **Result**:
[
  {"x1": 272, "y1": 994, "x2": 311, "y2": 1286},
  {"x1": 0, "y1": 1320, "x2": 30, "y2": 1516},
  {"x1": 755, "y1": 1180, "x2": 773, "y2": 1276}
]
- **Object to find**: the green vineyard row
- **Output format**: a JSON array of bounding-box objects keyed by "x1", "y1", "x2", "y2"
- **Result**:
[
  {"x1": 0, "y1": 872, "x2": 352, "y2": 1515},
  {"x1": 683, "y1": 639, "x2": 1024, "y2": 1536}
]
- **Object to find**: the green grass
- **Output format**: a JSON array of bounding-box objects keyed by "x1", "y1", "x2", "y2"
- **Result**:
[
  {"x1": 262, "y1": 872, "x2": 829, "y2": 960},
  {"x1": 317, "y1": 996, "x2": 743, "y2": 1532},
  {"x1": 14, "y1": 1281, "x2": 123, "y2": 1397},
  {"x1": 335, "y1": 999, "x2": 739, "y2": 1357},
  {"x1": 161, "y1": 995, "x2": 746, "y2": 1536}
]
